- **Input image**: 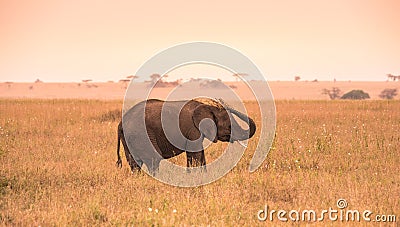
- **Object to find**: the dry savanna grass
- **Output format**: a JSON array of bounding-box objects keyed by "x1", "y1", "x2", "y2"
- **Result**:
[{"x1": 0, "y1": 99, "x2": 399, "y2": 226}]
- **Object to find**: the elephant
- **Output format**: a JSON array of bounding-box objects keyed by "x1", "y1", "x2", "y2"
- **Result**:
[{"x1": 116, "y1": 98, "x2": 256, "y2": 174}]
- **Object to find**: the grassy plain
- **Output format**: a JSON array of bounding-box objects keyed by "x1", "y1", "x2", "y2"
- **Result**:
[{"x1": 0, "y1": 99, "x2": 399, "y2": 225}]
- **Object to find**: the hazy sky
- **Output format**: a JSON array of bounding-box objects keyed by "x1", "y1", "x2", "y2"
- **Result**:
[{"x1": 1, "y1": 0, "x2": 399, "y2": 82}]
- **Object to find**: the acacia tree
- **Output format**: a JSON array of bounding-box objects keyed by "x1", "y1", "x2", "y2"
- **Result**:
[
  {"x1": 150, "y1": 74, "x2": 161, "y2": 83},
  {"x1": 232, "y1": 73, "x2": 248, "y2": 82},
  {"x1": 386, "y1": 74, "x2": 400, "y2": 81},
  {"x1": 379, "y1": 88, "x2": 398, "y2": 99},
  {"x1": 126, "y1": 75, "x2": 139, "y2": 81},
  {"x1": 322, "y1": 87, "x2": 341, "y2": 100}
]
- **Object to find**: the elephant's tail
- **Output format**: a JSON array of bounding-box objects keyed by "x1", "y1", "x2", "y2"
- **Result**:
[{"x1": 116, "y1": 121, "x2": 123, "y2": 168}]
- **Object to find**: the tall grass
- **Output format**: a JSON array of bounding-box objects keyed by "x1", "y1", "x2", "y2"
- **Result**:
[{"x1": 0, "y1": 99, "x2": 399, "y2": 225}]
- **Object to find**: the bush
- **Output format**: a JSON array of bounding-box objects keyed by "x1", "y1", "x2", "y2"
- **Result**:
[
  {"x1": 379, "y1": 88, "x2": 398, "y2": 100},
  {"x1": 341, "y1": 90, "x2": 370, "y2": 100}
]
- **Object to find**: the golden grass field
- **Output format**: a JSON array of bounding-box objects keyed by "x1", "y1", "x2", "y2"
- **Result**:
[{"x1": 0, "y1": 99, "x2": 399, "y2": 225}]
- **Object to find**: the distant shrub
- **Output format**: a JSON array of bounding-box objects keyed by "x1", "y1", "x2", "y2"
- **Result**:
[
  {"x1": 199, "y1": 79, "x2": 229, "y2": 89},
  {"x1": 341, "y1": 90, "x2": 370, "y2": 100},
  {"x1": 379, "y1": 88, "x2": 398, "y2": 100}
]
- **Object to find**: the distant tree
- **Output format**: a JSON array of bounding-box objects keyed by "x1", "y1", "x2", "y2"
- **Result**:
[
  {"x1": 379, "y1": 88, "x2": 398, "y2": 99},
  {"x1": 322, "y1": 87, "x2": 341, "y2": 100},
  {"x1": 387, "y1": 74, "x2": 395, "y2": 81},
  {"x1": 126, "y1": 75, "x2": 139, "y2": 80},
  {"x1": 118, "y1": 79, "x2": 130, "y2": 89},
  {"x1": 294, "y1": 76, "x2": 301, "y2": 81},
  {"x1": 386, "y1": 74, "x2": 400, "y2": 81},
  {"x1": 150, "y1": 74, "x2": 161, "y2": 83},
  {"x1": 232, "y1": 73, "x2": 248, "y2": 82},
  {"x1": 341, "y1": 90, "x2": 370, "y2": 100},
  {"x1": 200, "y1": 79, "x2": 227, "y2": 89}
]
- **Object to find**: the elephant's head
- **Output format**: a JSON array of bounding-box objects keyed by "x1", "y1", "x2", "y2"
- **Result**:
[{"x1": 192, "y1": 98, "x2": 256, "y2": 144}]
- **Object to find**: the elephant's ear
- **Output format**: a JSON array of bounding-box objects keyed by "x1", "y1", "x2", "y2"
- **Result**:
[{"x1": 193, "y1": 104, "x2": 218, "y2": 143}]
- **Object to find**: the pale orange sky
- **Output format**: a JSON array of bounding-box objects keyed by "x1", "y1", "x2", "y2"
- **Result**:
[{"x1": 0, "y1": 0, "x2": 399, "y2": 82}]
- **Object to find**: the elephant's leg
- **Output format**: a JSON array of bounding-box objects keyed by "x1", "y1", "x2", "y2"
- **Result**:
[
  {"x1": 125, "y1": 151, "x2": 142, "y2": 172},
  {"x1": 121, "y1": 134, "x2": 142, "y2": 172},
  {"x1": 147, "y1": 159, "x2": 161, "y2": 176},
  {"x1": 143, "y1": 132, "x2": 164, "y2": 176},
  {"x1": 186, "y1": 150, "x2": 206, "y2": 167}
]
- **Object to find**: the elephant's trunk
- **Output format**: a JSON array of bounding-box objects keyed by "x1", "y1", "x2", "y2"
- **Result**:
[{"x1": 227, "y1": 107, "x2": 256, "y2": 141}]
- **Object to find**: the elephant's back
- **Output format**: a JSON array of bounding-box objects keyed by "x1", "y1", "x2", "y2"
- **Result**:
[
  {"x1": 123, "y1": 99, "x2": 194, "y2": 128},
  {"x1": 123, "y1": 99, "x2": 162, "y2": 115},
  {"x1": 122, "y1": 100, "x2": 162, "y2": 131}
]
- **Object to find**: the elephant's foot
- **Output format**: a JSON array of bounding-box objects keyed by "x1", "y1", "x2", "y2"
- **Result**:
[{"x1": 116, "y1": 159, "x2": 122, "y2": 168}]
